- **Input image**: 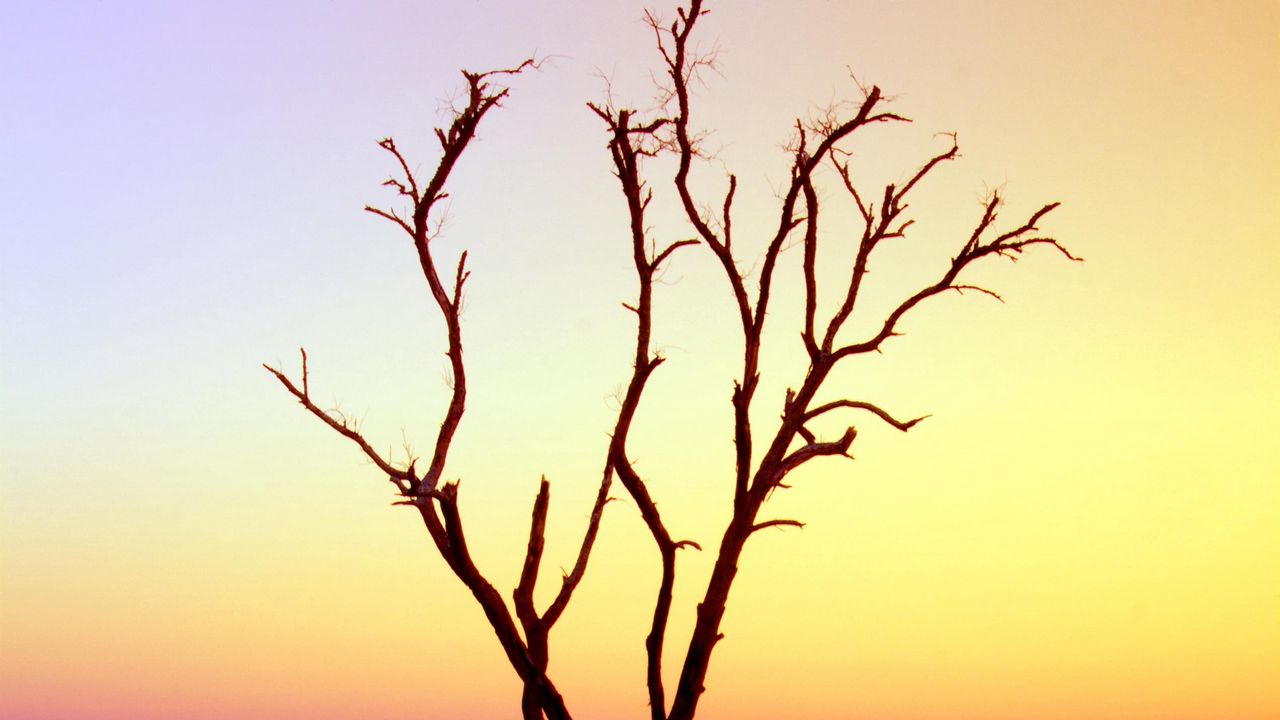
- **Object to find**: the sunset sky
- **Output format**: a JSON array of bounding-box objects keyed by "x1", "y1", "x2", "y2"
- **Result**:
[{"x1": 2, "y1": 1, "x2": 1277, "y2": 719}]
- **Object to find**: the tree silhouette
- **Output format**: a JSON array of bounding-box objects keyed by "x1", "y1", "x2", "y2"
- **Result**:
[{"x1": 265, "y1": 2, "x2": 1077, "y2": 718}]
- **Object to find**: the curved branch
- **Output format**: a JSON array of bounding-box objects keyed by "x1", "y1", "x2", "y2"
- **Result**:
[
  {"x1": 652, "y1": 238, "x2": 700, "y2": 270},
  {"x1": 751, "y1": 519, "x2": 805, "y2": 534},
  {"x1": 803, "y1": 400, "x2": 927, "y2": 432}
]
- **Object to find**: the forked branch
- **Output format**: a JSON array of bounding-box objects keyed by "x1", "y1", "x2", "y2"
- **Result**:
[
  {"x1": 832, "y1": 196, "x2": 1078, "y2": 361},
  {"x1": 263, "y1": 352, "x2": 415, "y2": 494}
]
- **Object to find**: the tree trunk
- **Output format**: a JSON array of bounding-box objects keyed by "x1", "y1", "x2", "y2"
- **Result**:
[{"x1": 668, "y1": 516, "x2": 754, "y2": 720}]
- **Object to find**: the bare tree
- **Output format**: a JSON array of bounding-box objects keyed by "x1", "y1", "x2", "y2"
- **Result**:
[{"x1": 265, "y1": 2, "x2": 1077, "y2": 719}]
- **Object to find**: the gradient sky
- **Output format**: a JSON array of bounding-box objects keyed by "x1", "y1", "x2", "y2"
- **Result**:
[{"x1": 2, "y1": 1, "x2": 1278, "y2": 719}]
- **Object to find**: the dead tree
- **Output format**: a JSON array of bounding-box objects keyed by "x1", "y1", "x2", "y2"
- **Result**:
[{"x1": 265, "y1": 3, "x2": 1077, "y2": 719}]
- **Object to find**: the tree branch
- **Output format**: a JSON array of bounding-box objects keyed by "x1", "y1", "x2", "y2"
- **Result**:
[
  {"x1": 775, "y1": 426, "x2": 858, "y2": 481},
  {"x1": 751, "y1": 519, "x2": 805, "y2": 534},
  {"x1": 591, "y1": 100, "x2": 693, "y2": 720},
  {"x1": 270, "y1": 58, "x2": 580, "y2": 720},
  {"x1": 832, "y1": 197, "x2": 1074, "y2": 360},
  {"x1": 803, "y1": 400, "x2": 927, "y2": 432},
  {"x1": 543, "y1": 468, "x2": 614, "y2": 628},
  {"x1": 263, "y1": 354, "x2": 413, "y2": 491},
  {"x1": 822, "y1": 137, "x2": 960, "y2": 353},
  {"x1": 801, "y1": 175, "x2": 820, "y2": 361},
  {"x1": 652, "y1": 238, "x2": 700, "y2": 270},
  {"x1": 435, "y1": 481, "x2": 571, "y2": 720},
  {"x1": 515, "y1": 476, "x2": 551, "y2": 636},
  {"x1": 376, "y1": 136, "x2": 421, "y2": 203},
  {"x1": 364, "y1": 205, "x2": 415, "y2": 238}
]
